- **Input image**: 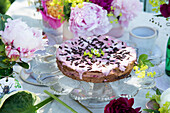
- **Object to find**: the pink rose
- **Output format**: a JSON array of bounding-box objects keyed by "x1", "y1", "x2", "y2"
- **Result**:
[
  {"x1": 112, "y1": 0, "x2": 143, "y2": 27},
  {"x1": 69, "y1": 2, "x2": 112, "y2": 37},
  {"x1": 0, "y1": 19, "x2": 47, "y2": 59}
]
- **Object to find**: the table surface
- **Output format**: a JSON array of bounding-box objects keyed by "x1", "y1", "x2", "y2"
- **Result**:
[{"x1": 6, "y1": 0, "x2": 170, "y2": 113}]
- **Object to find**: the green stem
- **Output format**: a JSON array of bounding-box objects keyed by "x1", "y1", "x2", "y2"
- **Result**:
[
  {"x1": 44, "y1": 90, "x2": 77, "y2": 113},
  {"x1": 34, "y1": 96, "x2": 54, "y2": 111},
  {"x1": 74, "y1": 100, "x2": 93, "y2": 113}
]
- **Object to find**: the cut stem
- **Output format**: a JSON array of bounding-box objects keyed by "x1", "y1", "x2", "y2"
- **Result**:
[
  {"x1": 74, "y1": 100, "x2": 93, "y2": 113},
  {"x1": 44, "y1": 90, "x2": 77, "y2": 113},
  {"x1": 34, "y1": 96, "x2": 54, "y2": 111}
]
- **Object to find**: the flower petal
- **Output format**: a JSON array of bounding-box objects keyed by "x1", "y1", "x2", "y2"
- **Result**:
[
  {"x1": 160, "y1": 4, "x2": 170, "y2": 18},
  {"x1": 128, "y1": 98, "x2": 134, "y2": 107}
]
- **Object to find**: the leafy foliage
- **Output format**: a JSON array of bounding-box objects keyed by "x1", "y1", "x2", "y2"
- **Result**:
[
  {"x1": 0, "y1": 90, "x2": 57, "y2": 113},
  {"x1": 144, "y1": 89, "x2": 170, "y2": 113},
  {"x1": 0, "y1": 0, "x2": 11, "y2": 14},
  {"x1": 0, "y1": 13, "x2": 12, "y2": 31},
  {"x1": 0, "y1": 91, "x2": 38, "y2": 113},
  {"x1": 63, "y1": 2, "x2": 72, "y2": 21},
  {"x1": 143, "y1": 109, "x2": 160, "y2": 113},
  {"x1": 17, "y1": 61, "x2": 29, "y2": 69},
  {"x1": 0, "y1": 14, "x2": 29, "y2": 78},
  {"x1": 159, "y1": 102, "x2": 170, "y2": 113},
  {"x1": 146, "y1": 91, "x2": 161, "y2": 105},
  {"x1": 138, "y1": 54, "x2": 154, "y2": 68}
]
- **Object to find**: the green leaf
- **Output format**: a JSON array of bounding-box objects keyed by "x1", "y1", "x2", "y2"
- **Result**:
[
  {"x1": 139, "y1": 54, "x2": 148, "y2": 61},
  {"x1": 146, "y1": 91, "x2": 151, "y2": 99},
  {"x1": 34, "y1": 96, "x2": 54, "y2": 111},
  {"x1": 159, "y1": 102, "x2": 170, "y2": 113},
  {"x1": 0, "y1": 67, "x2": 13, "y2": 77},
  {"x1": 0, "y1": 91, "x2": 39, "y2": 113},
  {"x1": 0, "y1": 13, "x2": 12, "y2": 31},
  {"x1": 17, "y1": 61, "x2": 29, "y2": 69},
  {"x1": 143, "y1": 109, "x2": 160, "y2": 113},
  {"x1": 0, "y1": 62, "x2": 9, "y2": 68},
  {"x1": 144, "y1": 60, "x2": 154, "y2": 67},
  {"x1": 8, "y1": 61, "x2": 16, "y2": 67},
  {"x1": 0, "y1": 0, "x2": 11, "y2": 14},
  {"x1": 63, "y1": 3, "x2": 72, "y2": 21},
  {"x1": 138, "y1": 59, "x2": 143, "y2": 68},
  {"x1": 156, "y1": 89, "x2": 162, "y2": 95},
  {"x1": 0, "y1": 43, "x2": 5, "y2": 53},
  {"x1": 0, "y1": 90, "x2": 56, "y2": 113},
  {"x1": 0, "y1": 56, "x2": 6, "y2": 61}
]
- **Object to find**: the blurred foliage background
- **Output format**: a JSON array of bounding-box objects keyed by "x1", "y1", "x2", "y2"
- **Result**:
[{"x1": 0, "y1": 0, "x2": 15, "y2": 14}]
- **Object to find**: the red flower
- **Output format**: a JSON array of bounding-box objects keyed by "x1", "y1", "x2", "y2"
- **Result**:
[
  {"x1": 87, "y1": 0, "x2": 113, "y2": 13},
  {"x1": 160, "y1": 1, "x2": 170, "y2": 18},
  {"x1": 104, "y1": 97, "x2": 141, "y2": 113}
]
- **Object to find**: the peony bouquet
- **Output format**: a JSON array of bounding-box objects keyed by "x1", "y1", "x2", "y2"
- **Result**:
[
  {"x1": 0, "y1": 14, "x2": 47, "y2": 78},
  {"x1": 34, "y1": 0, "x2": 142, "y2": 37}
]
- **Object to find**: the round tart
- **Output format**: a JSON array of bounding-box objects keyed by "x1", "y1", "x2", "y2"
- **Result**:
[{"x1": 56, "y1": 35, "x2": 136, "y2": 83}]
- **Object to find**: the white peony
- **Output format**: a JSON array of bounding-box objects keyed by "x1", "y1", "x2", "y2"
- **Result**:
[
  {"x1": 160, "y1": 88, "x2": 170, "y2": 107},
  {"x1": 0, "y1": 18, "x2": 47, "y2": 59}
]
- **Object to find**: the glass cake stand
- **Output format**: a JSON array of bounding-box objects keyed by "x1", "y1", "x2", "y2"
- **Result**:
[
  {"x1": 70, "y1": 78, "x2": 139, "y2": 108},
  {"x1": 45, "y1": 74, "x2": 140, "y2": 108},
  {"x1": 19, "y1": 44, "x2": 160, "y2": 108}
]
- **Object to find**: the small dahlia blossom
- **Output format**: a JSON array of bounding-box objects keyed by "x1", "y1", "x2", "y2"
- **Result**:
[
  {"x1": 69, "y1": 2, "x2": 112, "y2": 37},
  {"x1": 112, "y1": 0, "x2": 143, "y2": 27},
  {"x1": 0, "y1": 19, "x2": 47, "y2": 60},
  {"x1": 160, "y1": 2, "x2": 170, "y2": 18},
  {"x1": 88, "y1": 0, "x2": 113, "y2": 12},
  {"x1": 104, "y1": 97, "x2": 141, "y2": 113},
  {"x1": 40, "y1": 0, "x2": 63, "y2": 29}
]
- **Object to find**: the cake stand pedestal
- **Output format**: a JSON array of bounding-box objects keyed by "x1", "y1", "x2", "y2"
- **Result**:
[
  {"x1": 70, "y1": 83, "x2": 116, "y2": 108},
  {"x1": 69, "y1": 77, "x2": 139, "y2": 108}
]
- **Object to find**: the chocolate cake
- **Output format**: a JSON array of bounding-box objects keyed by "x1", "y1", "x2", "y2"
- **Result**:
[{"x1": 56, "y1": 35, "x2": 136, "y2": 83}]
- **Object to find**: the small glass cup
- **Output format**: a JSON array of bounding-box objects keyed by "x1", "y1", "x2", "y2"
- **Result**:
[
  {"x1": 129, "y1": 26, "x2": 158, "y2": 54},
  {"x1": 43, "y1": 20, "x2": 63, "y2": 44},
  {"x1": 126, "y1": 69, "x2": 156, "y2": 89}
]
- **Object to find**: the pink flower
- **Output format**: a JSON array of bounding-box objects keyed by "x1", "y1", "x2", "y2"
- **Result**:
[
  {"x1": 69, "y1": 2, "x2": 112, "y2": 37},
  {"x1": 0, "y1": 19, "x2": 47, "y2": 59},
  {"x1": 111, "y1": 0, "x2": 143, "y2": 27},
  {"x1": 40, "y1": 0, "x2": 63, "y2": 29},
  {"x1": 5, "y1": 45, "x2": 20, "y2": 61}
]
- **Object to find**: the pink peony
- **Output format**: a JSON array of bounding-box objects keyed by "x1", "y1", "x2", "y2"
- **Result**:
[
  {"x1": 69, "y1": 2, "x2": 112, "y2": 37},
  {"x1": 40, "y1": 0, "x2": 63, "y2": 29},
  {"x1": 0, "y1": 19, "x2": 47, "y2": 60},
  {"x1": 111, "y1": 0, "x2": 143, "y2": 27}
]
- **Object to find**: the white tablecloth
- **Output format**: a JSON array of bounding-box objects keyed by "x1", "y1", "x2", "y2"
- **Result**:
[{"x1": 6, "y1": 0, "x2": 170, "y2": 113}]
